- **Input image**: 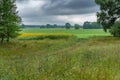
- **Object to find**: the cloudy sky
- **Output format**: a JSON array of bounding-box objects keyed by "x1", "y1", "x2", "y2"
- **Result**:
[{"x1": 16, "y1": 0, "x2": 99, "y2": 25}]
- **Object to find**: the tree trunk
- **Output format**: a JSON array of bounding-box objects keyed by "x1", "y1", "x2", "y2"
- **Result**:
[
  {"x1": 1, "y1": 37, "x2": 4, "y2": 43},
  {"x1": 6, "y1": 37, "x2": 9, "y2": 42}
]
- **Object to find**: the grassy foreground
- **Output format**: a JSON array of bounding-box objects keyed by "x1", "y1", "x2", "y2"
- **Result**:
[{"x1": 0, "y1": 37, "x2": 120, "y2": 80}]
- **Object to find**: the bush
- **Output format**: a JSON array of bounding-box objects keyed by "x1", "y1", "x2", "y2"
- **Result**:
[{"x1": 110, "y1": 22, "x2": 120, "y2": 37}]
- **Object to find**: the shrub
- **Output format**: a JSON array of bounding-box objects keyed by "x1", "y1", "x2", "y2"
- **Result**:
[{"x1": 109, "y1": 22, "x2": 120, "y2": 37}]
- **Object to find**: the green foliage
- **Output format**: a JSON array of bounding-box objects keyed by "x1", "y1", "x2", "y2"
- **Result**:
[
  {"x1": 74, "y1": 24, "x2": 80, "y2": 29},
  {"x1": 95, "y1": 0, "x2": 120, "y2": 32},
  {"x1": 110, "y1": 22, "x2": 120, "y2": 37},
  {"x1": 65, "y1": 23, "x2": 71, "y2": 29},
  {"x1": 0, "y1": 0, "x2": 21, "y2": 43}
]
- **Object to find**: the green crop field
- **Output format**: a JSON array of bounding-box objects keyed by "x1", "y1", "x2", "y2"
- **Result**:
[
  {"x1": 21, "y1": 28, "x2": 110, "y2": 38},
  {"x1": 0, "y1": 28, "x2": 120, "y2": 80}
]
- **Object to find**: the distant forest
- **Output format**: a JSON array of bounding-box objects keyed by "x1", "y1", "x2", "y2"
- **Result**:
[{"x1": 22, "y1": 21, "x2": 102, "y2": 29}]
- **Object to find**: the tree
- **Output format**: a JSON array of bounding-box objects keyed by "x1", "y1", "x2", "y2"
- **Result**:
[
  {"x1": 91, "y1": 22, "x2": 102, "y2": 29},
  {"x1": 46, "y1": 24, "x2": 51, "y2": 28},
  {"x1": 83, "y1": 22, "x2": 91, "y2": 29},
  {"x1": 95, "y1": 0, "x2": 120, "y2": 32},
  {"x1": 110, "y1": 22, "x2": 120, "y2": 37},
  {"x1": 65, "y1": 23, "x2": 71, "y2": 29},
  {"x1": 0, "y1": 0, "x2": 21, "y2": 43},
  {"x1": 74, "y1": 24, "x2": 80, "y2": 29},
  {"x1": 83, "y1": 21, "x2": 102, "y2": 29}
]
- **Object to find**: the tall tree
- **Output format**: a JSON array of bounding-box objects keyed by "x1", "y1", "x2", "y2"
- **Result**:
[
  {"x1": 0, "y1": 0, "x2": 21, "y2": 43},
  {"x1": 95, "y1": 0, "x2": 120, "y2": 32}
]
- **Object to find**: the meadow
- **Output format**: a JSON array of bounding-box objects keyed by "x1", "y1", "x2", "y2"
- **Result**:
[{"x1": 0, "y1": 28, "x2": 120, "y2": 80}]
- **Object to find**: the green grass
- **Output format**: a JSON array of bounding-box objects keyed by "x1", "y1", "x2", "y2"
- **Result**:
[
  {"x1": 0, "y1": 37, "x2": 120, "y2": 80},
  {"x1": 0, "y1": 28, "x2": 119, "y2": 80},
  {"x1": 21, "y1": 28, "x2": 110, "y2": 38}
]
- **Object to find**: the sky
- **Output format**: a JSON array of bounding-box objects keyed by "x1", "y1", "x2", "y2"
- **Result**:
[{"x1": 16, "y1": 0, "x2": 99, "y2": 25}]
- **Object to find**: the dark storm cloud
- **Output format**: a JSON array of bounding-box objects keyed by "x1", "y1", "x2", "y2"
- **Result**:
[
  {"x1": 42, "y1": 0, "x2": 99, "y2": 15},
  {"x1": 16, "y1": 0, "x2": 99, "y2": 25},
  {"x1": 16, "y1": 0, "x2": 99, "y2": 15}
]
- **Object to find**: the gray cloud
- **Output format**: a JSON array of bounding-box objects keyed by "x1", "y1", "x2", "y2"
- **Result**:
[
  {"x1": 16, "y1": 0, "x2": 99, "y2": 25},
  {"x1": 22, "y1": 16, "x2": 66, "y2": 25},
  {"x1": 42, "y1": 0, "x2": 99, "y2": 15},
  {"x1": 16, "y1": 0, "x2": 29, "y2": 3}
]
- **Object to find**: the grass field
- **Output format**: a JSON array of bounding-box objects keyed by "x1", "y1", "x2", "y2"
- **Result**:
[
  {"x1": 0, "y1": 28, "x2": 120, "y2": 80},
  {"x1": 21, "y1": 28, "x2": 110, "y2": 38}
]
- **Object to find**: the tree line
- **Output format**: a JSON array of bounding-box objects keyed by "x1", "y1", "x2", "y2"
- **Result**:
[{"x1": 22, "y1": 22, "x2": 102, "y2": 29}]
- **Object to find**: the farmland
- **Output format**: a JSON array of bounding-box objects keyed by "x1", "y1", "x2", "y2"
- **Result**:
[
  {"x1": 0, "y1": 28, "x2": 120, "y2": 80},
  {"x1": 21, "y1": 28, "x2": 110, "y2": 38}
]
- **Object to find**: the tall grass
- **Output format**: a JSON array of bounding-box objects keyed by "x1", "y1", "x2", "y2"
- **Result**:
[{"x1": 0, "y1": 37, "x2": 120, "y2": 80}]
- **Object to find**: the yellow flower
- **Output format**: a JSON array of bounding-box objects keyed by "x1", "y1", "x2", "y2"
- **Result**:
[{"x1": 19, "y1": 33, "x2": 74, "y2": 38}]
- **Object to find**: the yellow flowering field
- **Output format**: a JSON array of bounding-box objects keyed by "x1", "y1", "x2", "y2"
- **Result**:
[{"x1": 18, "y1": 33, "x2": 76, "y2": 40}]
